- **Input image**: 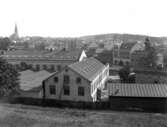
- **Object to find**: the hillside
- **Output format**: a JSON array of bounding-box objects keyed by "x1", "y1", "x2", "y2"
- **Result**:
[
  {"x1": 80, "y1": 33, "x2": 164, "y2": 44},
  {"x1": 0, "y1": 103, "x2": 167, "y2": 127}
]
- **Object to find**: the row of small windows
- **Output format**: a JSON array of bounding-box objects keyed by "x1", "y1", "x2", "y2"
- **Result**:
[
  {"x1": 49, "y1": 85, "x2": 84, "y2": 96},
  {"x1": 14, "y1": 63, "x2": 62, "y2": 72},
  {"x1": 54, "y1": 75, "x2": 82, "y2": 84}
]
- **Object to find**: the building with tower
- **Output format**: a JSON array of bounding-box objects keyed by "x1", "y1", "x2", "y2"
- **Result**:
[
  {"x1": 113, "y1": 41, "x2": 145, "y2": 66},
  {"x1": 10, "y1": 23, "x2": 19, "y2": 43}
]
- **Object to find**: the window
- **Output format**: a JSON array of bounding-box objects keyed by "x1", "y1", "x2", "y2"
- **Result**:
[
  {"x1": 49, "y1": 85, "x2": 56, "y2": 95},
  {"x1": 63, "y1": 75, "x2": 70, "y2": 84},
  {"x1": 63, "y1": 85, "x2": 70, "y2": 95},
  {"x1": 36, "y1": 64, "x2": 40, "y2": 71},
  {"x1": 126, "y1": 61, "x2": 129, "y2": 65},
  {"x1": 57, "y1": 65, "x2": 61, "y2": 71},
  {"x1": 28, "y1": 64, "x2": 33, "y2": 69},
  {"x1": 65, "y1": 68, "x2": 68, "y2": 72},
  {"x1": 16, "y1": 64, "x2": 20, "y2": 70},
  {"x1": 54, "y1": 77, "x2": 58, "y2": 83},
  {"x1": 78, "y1": 86, "x2": 84, "y2": 96},
  {"x1": 51, "y1": 65, "x2": 55, "y2": 71},
  {"x1": 114, "y1": 60, "x2": 118, "y2": 65},
  {"x1": 76, "y1": 77, "x2": 81, "y2": 84},
  {"x1": 43, "y1": 64, "x2": 47, "y2": 70}
]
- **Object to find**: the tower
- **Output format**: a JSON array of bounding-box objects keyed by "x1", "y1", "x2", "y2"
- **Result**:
[
  {"x1": 144, "y1": 36, "x2": 151, "y2": 50},
  {"x1": 10, "y1": 23, "x2": 19, "y2": 42},
  {"x1": 14, "y1": 23, "x2": 19, "y2": 38}
]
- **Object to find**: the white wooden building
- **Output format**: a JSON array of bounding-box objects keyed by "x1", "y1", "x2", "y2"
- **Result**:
[{"x1": 43, "y1": 57, "x2": 109, "y2": 102}]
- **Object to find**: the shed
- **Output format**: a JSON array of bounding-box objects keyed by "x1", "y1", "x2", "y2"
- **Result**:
[
  {"x1": 18, "y1": 70, "x2": 54, "y2": 98},
  {"x1": 108, "y1": 83, "x2": 167, "y2": 112}
]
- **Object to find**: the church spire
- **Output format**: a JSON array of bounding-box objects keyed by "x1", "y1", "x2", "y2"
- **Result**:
[
  {"x1": 9, "y1": 23, "x2": 19, "y2": 43},
  {"x1": 14, "y1": 23, "x2": 19, "y2": 38}
]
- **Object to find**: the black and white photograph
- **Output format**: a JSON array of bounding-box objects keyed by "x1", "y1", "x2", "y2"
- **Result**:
[{"x1": 0, "y1": 0, "x2": 167, "y2": 126}]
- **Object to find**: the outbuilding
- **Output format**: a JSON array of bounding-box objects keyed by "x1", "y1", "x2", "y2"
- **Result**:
[
  {"x1": 18, "y1": 70, "x2": 54, "y2": 98},
  {"x1": 108, "y1": 83, "x2": 167, "y2": 112}
]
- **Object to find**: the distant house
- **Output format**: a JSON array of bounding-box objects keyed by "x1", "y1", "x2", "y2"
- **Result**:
[
  {"x1": 131, "y1": 39, "x2": 167, "y2": 69},
  {"x1": 2, "y1": 49, "x2": 87, "y2": 72},
  {"x1": 113, "y1": 41, "x2": 144, "y2": 65},
  {"x1": 43, "y1": 57, "x2": 109, "y2": 102},
  {"x1": 88, "y1": 42, "x2": 99, "y2": 49},
  {"x1": 18, "y1": 70, "x2": 54, "y2": 98},
  {"x1": 8, "y1": 45, "x2": 25, "y2": 50},
  {"x1": 95, "y1": 48, "x2": 104, "y2": 54},
  {"x1": 104, "y1": 42, "x2": 113, "y2": 51},
  {"x1": 108, "y1": 83, "x2": 167, "y2": 112},
  {"x1": 45, "y1": 44, "x2": 58, "y2": 51}
]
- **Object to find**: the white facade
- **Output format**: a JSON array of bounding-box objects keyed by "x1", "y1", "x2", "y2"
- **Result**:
[{"x1": 90, "y1": 64, "x2": 109, "y2": 101}]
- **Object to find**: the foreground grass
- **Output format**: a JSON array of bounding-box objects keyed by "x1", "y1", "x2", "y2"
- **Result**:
[{"x1": 0, "y1": 104, "x2": 166, "y2": 127}]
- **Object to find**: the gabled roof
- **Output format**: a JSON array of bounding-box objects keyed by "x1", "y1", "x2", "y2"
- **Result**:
[
  {"x1": 108, "y1": 83, "x2": 167, "y2": 98},
  {"x1": 68, "y1": 57, "x2": 106, "y2": 82},
  {"x1": 120, "y1": 42, "x2": 138, "y2": 50}
]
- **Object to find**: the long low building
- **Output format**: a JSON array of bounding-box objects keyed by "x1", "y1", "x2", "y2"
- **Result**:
[
  {"x1": 1, "y1": 49, "x2": 87, "y2": 72},
  {"x1": 108, "y1": 83, "x2": 167, "y2": 112},
  {"x1": 18, "y1": 70, "x2": 54, "y2": 98},
  {"x1": 43, "y1": 57, "x2": 109, "y2": 102}
]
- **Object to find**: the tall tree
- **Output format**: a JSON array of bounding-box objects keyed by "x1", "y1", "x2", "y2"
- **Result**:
[
  {"x1": 0, "y1": 57, "x2": 20, "y2": 96},
  {"x1": 0, "y1": 37, "x2": 12, "y2": 50},
  {"x1": 140, "y1": 37, "x2": 157, "y2": 68},
  {"x1": 118, "y1": 65, "x2": 130, "y2": 83},
  {"x1": 118, "y1": 65, "x2": 136, "y2": 83},
  {"x1": 95, "y1": 50, "x2": 113, "y2": 65}
]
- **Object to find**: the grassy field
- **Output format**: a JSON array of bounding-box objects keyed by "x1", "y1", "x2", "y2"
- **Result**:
[{"x1": 0, "y1": 103, "x2": 166, "y2": 127}]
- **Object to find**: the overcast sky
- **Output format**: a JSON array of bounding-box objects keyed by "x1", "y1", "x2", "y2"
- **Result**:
[{"x1": 0, "y1": 0, "x2": 167, "y2": 37}]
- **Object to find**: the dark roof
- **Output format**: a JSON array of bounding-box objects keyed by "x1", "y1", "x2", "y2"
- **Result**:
[
  {"x1": 108, "y1": 83, "x2": 167, "y2": 98},
  {"x1": 120, "y1": 42, "x2": 137, "y2": 50},
  {"x1": 48, "y1": 49, "x2": 83, "y2": 61},
  {"x1": 3, "y1": 49, "x2": 83, "y2": 61},
  {"x1": 4, "y1": 50, "x2": 49, "y2": 56},
  {"x1": 69, "y1": 57, "x2": 106, "y2": 81}
]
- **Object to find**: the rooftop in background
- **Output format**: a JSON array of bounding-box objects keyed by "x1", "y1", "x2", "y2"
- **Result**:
[
  {"x1": 3, "y1": 50, "x2": 50, "y2": 56},
  {"x1": 108, "y1": 83, "x2": 167, "y2": 98},
  {"x1": 110, "y1": 65, "x2": 123, "y2": 71},
  {"x1": 2, "y1": 49, "x2": 84, "y2": 61},
  {"x1": 19, "y1": 70, "x2": 54, "y2": 91},
  {"x1": 69, "y1": 57, "x2": 108, "y2": 81},
  {"x1": 47, "y1": 49, "x2": 83, "y2": 61},
  {"x1": 120, "y1": 41, "x2": 138, "y2": 50}
]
